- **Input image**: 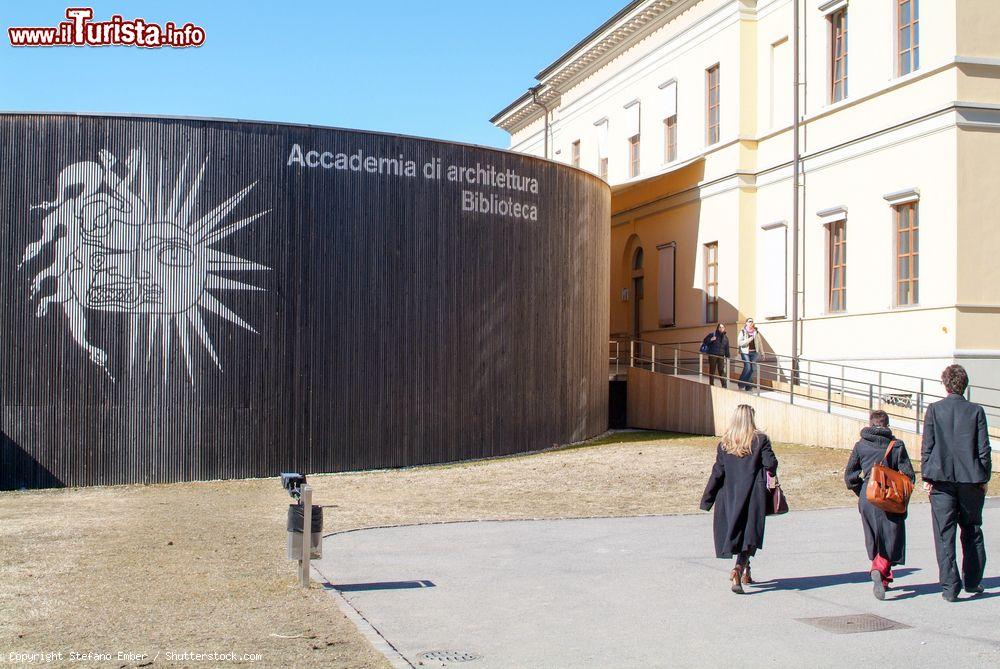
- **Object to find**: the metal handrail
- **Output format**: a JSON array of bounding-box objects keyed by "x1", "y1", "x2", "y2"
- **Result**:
[
  {"x1": 611, "y1": 339, "x2": 1000, "y2": 435},
  {"x1": 621, "y1": 339, "x2": 1000, "y2": 407},
  {"x1": 616, "y1": 336, "x2": 999, "y2": 394}
]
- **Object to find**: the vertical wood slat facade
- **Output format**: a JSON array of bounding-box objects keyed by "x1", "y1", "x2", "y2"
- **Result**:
[{"x1": 0, "y1": 113, "x2": 610, "y2": 489}]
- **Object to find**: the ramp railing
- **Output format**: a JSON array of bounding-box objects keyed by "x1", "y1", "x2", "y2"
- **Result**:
[{"x1": 610, "y1": 340, "x2": 1000, "y2": 436}]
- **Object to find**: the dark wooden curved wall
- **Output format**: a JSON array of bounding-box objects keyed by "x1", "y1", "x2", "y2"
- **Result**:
[{"x1": 0, "y1": 113, "x2": 610, "y2": 489}]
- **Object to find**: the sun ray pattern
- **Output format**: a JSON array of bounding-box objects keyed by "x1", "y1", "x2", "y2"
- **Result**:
[
  {"x1": 187, "y1": 307, "x2": 221, "y2": 371},
  {"x1": 175, "y1": 314, "x2": 195, "y2": 384},
  {"x1": 176, "y1": 156, "x2": 208, "y2": 229}
]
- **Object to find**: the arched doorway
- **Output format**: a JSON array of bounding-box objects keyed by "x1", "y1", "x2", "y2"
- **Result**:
[{"x1": 631, "y1": 247, "x2": 644, "y2": 339}]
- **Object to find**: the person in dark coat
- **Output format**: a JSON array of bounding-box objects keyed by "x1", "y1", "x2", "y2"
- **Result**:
[
  {"x1": 921, "y1": 364, "x2": 992, "y2": 602},
  {"x1": 700, "y1": 404, "x2": 778, "y2": 594},
  {"x1": 701, "y1": 323, "x2": 731, "y2": 388},
  {"x1": 844, "y1": 410, "x2": 915, "y2": 600}
]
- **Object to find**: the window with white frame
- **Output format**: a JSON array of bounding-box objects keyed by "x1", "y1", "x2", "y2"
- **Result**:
[
  {"x1": 830, "y1": 7, "x2": 848, "y2": 102},
  {"x1": 828, "y1": 218, "x2": 847, "y2": 312},
  {"x1": 657, "y1": 242, "x2": 676, "y2": 327},
  {"x1": 594, "y1": 119, "x2": 609, "y2": 180},
  {"x1": 897, "y1": 0, "x2": 919, "y2": 76},
  {"x1": 759, "y1": 223, "x2": 787, "y2": 318},
  {"x1": 894, "y1": 201, "x2": 919, "y2": 306},
  {"x1": 660, "y1": 81, "x2": 677, "y2": 162},
  {"x1": 704, "y1": 241, "x2": 719, "y2": 323},
  {"x1": 770, "y1": 37, "x2": 791, "y2": 128},
  {"x1": 706, "y1": 65, "x2": 720, "y2": 145},
  {"x1": 625, "y1": 101, "x2": 641, "y2": 177}
]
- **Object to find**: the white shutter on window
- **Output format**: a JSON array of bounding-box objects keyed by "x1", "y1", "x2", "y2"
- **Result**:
[
  {"x1": 596, "y1": 120, "x2": 609, "y2": 159},
  {"x1": 658, "y1": 243, "x2": 676, "y2": 327},
  {"x1": 625, "y1": 102, "x2": 641, "y2": 138},
  {"x1": 662, "y1": 82, "x2": 677, "y2": 119},
  {"x1": 759, "y1": 224, "x2": 787, "y2": 318}
]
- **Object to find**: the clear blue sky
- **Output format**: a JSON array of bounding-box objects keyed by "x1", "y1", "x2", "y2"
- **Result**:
[{"x1": 1, "y1": 1, "x2": 622, "y2": 148}]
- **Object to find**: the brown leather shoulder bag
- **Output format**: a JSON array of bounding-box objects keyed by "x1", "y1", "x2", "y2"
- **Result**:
[{"x1": 866, "y1": 440, "x2": 913, "y2": 514}]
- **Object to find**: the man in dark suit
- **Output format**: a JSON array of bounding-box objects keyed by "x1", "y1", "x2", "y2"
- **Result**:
[{"x1": 921, "y1": 364, "x2": 992, "y2": 601}]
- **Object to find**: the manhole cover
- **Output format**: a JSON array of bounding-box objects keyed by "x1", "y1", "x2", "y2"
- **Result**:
[
  {"x1": 417, "y1": 650, "x2": 482, "y2": 665},
  {"x1": 798, "y1": 613, "x2": 911, "y2": 634}
]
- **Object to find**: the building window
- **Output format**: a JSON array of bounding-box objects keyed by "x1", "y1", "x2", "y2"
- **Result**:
[
  {"x1": 657, "y1": 243, "x2": 676, "y2": 327},
  {"x1": 571, "y1": 140, "x2": 580, "y2": 168},
  {"x1": 770, "y1": 37, "x2": 791, "y2": 128},
  {"x1": 629, "y1": 134, "x2": 641, "y2": 177},
  {"x1": 664, "y1": 116, "x2": 677, "y2": 162},
  {"x1": 830, "y1": 8, "x2": 848, "y2": 102},
  {"x1": 898, "y1": 0, "x2": 919, "y2": 76},
  {"x1": 706, "y1": 65, "x2": 720, "y2": 145},
  {"x1": 595, "y1": 119, "x2": 609, "y2": 181},
  {"x1": 705, "y1": 242, "x2": 718, "y2": 323},
  {"x1": 828, "y1": 220, "x2": 847, "y2": 312},
  {"x1": 631, "y1": 247, "x2": 644, "y2": 338},
  {"x1": 895, "y1": 202, "x2": 919, "y2": 305}
]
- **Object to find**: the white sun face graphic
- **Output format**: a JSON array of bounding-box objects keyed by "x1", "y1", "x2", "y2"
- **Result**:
[{"x1": 20, "y1": 148, "x2": 270, "y2": 383}]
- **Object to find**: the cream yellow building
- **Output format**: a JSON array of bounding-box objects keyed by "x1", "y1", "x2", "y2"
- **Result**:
[{"x1": 492, "y1": 0, "x2": 1000, "y2": 391}]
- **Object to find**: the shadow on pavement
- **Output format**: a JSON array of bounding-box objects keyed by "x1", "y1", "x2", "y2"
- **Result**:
[
  {"x1": 892, "y1": 576, "x2": 1000, "y2": 601},
  {"x1": 751, "y1": 568, "x2": 919, "y2": 593},
  {"x1": 324, "y1": 580, "x2": 436, "y2": 592}
]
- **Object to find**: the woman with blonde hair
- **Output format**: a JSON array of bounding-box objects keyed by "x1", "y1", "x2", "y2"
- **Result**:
[{"x1": 700, "y1": 404, "x2": 779, "y2": 593}]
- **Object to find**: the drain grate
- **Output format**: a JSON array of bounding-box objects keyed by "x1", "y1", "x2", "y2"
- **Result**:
[
  {"x1": 798, "y1": 613, "x2": 911, "y2": 634},
  {"x1": 417, "y1": 650, "x2": 482, "y2": 665}
]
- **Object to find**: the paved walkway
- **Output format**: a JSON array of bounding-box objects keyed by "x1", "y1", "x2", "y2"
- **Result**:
[{"x1": 315, "y1": 503, "x2": 1000, "y2": 669}]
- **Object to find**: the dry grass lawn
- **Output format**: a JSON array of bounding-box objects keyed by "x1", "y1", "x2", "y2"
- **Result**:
[{"x1": 1, "y1": 431, "x2": 994, "y2": 668}]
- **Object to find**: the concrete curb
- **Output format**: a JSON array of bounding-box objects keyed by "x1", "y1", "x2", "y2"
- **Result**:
[{"x1": 310, "y1": 564, "x2": 415, "y2": 669}]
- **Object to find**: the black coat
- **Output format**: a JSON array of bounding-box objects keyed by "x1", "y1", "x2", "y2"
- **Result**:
[
  {"x1": 844, "y1": 427, "x2": 915, "y2": 564},
  {"x1": 700, "y1": 434, "x2": 778, "y2": 558},
  {"x1": 921, "y1": 394, "x2": 992, "y2": 484},
  {"x1": 702, "y1": 331, "x2": 730, "y2": 357}
]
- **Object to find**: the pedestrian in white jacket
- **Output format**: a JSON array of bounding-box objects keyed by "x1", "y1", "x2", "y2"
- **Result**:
[{"x1": 737, "y1": 318, "x2": 759, "y2": 390}]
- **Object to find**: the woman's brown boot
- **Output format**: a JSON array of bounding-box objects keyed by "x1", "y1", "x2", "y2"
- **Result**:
[
  {"x1": 741, "y1": 565, "x2": 753, "y2": 585},
  {"x1": 730, "y1": 567, "x2": 745, "y2": 594}
]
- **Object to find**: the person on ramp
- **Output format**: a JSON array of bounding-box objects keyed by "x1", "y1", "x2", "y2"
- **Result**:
[
  {"x1": 844, "y1": 410, "x2": 916, "y2": 600},
  {"x1": 700, "y1": 404, "x2": 778, "y2": 593}
]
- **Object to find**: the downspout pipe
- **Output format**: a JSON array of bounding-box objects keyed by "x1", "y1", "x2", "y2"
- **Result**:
[
  {"x1": 530, "y1": 84, "x2": 552, "y2": 160},
  {"x1": 791, "y1": 0, "x2": 801, "y2": 381}
]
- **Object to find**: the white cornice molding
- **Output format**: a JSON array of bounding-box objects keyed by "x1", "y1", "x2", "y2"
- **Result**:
[
  {"x1": 737, "y1": 0, "x2": 758, "y2": 19},
  {"x1": 883, "y1": 188, "x2": 920, "y2": 206},
  {"x1": 492, "y1": 0, "x2": 698, "y2": 133},
  {"x1": 955, "y1": 103, "x2": 1000, "y2": 130},
  {"x1": 955, "y1": 56, "x2": 1000, "y2": 68},
  {"x1": 817, "y1": 205, "x2": 848, "y2": 224},
  {"x1": 817, "y1": 0, "x2": 848, "y2": 15}
]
